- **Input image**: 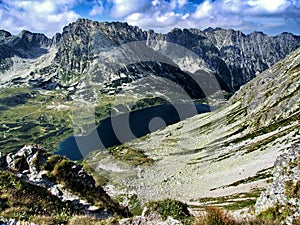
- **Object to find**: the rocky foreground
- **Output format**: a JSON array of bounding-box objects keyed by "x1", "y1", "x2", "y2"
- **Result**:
[
  {"x1": 0, "y1": 144, "x2": 299, "y2": 224},
  {"x1": 0, "y1": 145, "x2": 129, "y2": 224}
]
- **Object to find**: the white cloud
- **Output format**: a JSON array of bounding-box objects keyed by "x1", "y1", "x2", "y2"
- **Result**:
[
  {"x1": 33, "y1": 1, "x2": 56, "y2": 14},
  {"x1": 221, "y1": 0, "x2": 244, "y2": 13},
  {"x1": 156, "y1": 12, "x2": 177, "y2": 23},
  {"x1": 0, "y1": 0, "x2": 299, "y2": 37},
  {"x1": 182, "y1": 13, "x2": 190, "y2": 20},
  {"x1": 121, "y1": 0, "x2": 300, "y2": 35},
  {"x1": 90, "y1": 5, "x2": 104, "y2": 16},
  {"x1": 90, "y1": 1, "x2": 104, "y2": 16},
  {"x1": 48, "y1": 11, "x2": 79, "y2": 23},
  {"x1": 192, "y1": 0, "x2": 213, "y2": 19},
  {"x1": 0, "y1": 0, "x2": 79, "y2": 37},
  {"x1": 123, "y1": 0, "x2": 189, "y2": 32},
  {"x1": 152, "y1": 0, "x2": 160, "y2": 6},
  {"x1": 177, "y1": 0, "x2": 188, "y2": 8},
  {"x1": 247, "y1": 0, "x2": 290, "y2": 13},
  {"x1": 109, "y1": 0, "x2": 151, "y2": 18},
  {"x1": 170, "y1": 0, "x2": 188, "y2": 9}
]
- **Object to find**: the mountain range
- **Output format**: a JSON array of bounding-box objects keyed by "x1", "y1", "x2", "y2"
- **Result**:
[
  {"x1": 0, "y1": 18, "x2": 299, "y2": 224},
  {"x1": 1, "y1": 18, "x2": 300, "y2": 95}
]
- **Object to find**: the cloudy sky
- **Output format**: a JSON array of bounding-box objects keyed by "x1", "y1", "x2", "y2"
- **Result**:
[{"x1": 0, "y1": 0, "x2": 299, "y2": 37}]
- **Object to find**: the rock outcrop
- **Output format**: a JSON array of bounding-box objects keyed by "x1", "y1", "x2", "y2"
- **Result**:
[
  {"x1": 0, "y1": 217, "x2": 37, "y2": 225},
  {"x1": 255, "y1": 144, "x2": 300, "y2": 224},
  {"x1": 6, "y1": 145, "x2": 48, "y2": 175},
  {"x1": 0, "y1": 145, "x2": 128, "y2": 218}
]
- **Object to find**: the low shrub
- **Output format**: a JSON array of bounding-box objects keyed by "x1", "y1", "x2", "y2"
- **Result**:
[
  {"x1": 257, "y1": 205, "x2": 289, "y2": 223},
  {"x1": 146, "y1": 198, "x2": 191, "y2": 224},
  {"x1": 204, "y1": 206, "x2": 234, "y2": 225}
]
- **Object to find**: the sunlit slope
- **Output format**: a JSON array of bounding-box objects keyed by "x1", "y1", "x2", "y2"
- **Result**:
[{"x1": 86, "y1": 47, "x2": 300, "y2": 207}]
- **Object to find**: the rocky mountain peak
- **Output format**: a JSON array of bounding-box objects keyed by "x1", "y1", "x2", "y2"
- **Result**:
[
  {"x1": 63, "y1": 18, "x2": 146, "y2": 44},
  {"x1": 17, "y1": 30, "x2": 51, "y2": 48},
  {"x1": 51, "y1": 32, "x2": 62, "y2": 47},
  {"x1": 0, "y1": 30, "x2": 12, "y2": 41},
  {"x1": 0, "y1": 29, "x2": 51, "y2": 61}
]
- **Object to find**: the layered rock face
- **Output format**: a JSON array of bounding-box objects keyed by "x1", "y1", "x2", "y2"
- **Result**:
[{"x1": 1, "y1": 18, "x2": 299, "y2": 96}]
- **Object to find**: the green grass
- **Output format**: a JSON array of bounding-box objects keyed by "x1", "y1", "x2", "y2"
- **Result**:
[
  {"x1": 130, "y1": 97, "x2": 169, "y2": 111},
  {"x1": 82, "y1": 162, "x2": 109, "y2": 186},
  {"x1": 108, "y1": 145, "x2": 154, "y2": 167},
  {"x1": 226, "y1": 107, "x2": 247, "y2": 125},
  {"x1": 0, "y1": 85, "x2": 210, "y2": 156},
  {"x1": 191, "y1": 189, "x2": 263, "y2": 211},
  {"x1": 114, "y1": 193, "x2": 143, "y2": 216},
  {"x1": 230, "y1": 111, "x2": 300, "y2": 146},
  {"x1": 217, "y1": 170, "x2": 273, "y2": 188},
  {"x1": 0, "y1": 87, "x2": 140, "y2": 153},
  {"x1": 284, "y1": 155, "x2": 300, "y2": 199},
  {"x1": 0, "y1": 87, "x2": 73, "y2": 154},
  {"x1": 0, "y1": 154, "x2": 131, "y2": 223},
  {"x1": 0, "y1": 170, "x2": 78, "y2": 223},
  {"x1": 257, "y1": 205, "x2": 292, "y2": 223},
  {"x1": 67, "y1": 215, "x2": 120, "y2": 225}
]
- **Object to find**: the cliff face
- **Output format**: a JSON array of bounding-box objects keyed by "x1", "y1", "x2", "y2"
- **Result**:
[
  {"x1": 0, "y1": 18, "x2": 299, "y2": 96},
  {"x1": 164, "y1": 28, "x2": 300, "y2": 91},
  {"x1": 53, "y1": 20, "x2": 147, "y2": 76}
]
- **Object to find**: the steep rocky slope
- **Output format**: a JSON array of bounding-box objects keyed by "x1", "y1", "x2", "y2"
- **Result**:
[
  {"x1": 154, "y1": 27, "x2": 300, "y2": 91},
  {"x1": 0, "y1": 29, "x2": 56, "y2": 88},
  {"x1": 86, "y1": 47, "x2": 300, "y2": 212}
]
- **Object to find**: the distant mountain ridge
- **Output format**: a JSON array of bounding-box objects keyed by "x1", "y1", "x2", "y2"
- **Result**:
[{"x1": 0, "y1": 18, "x2": 300, "y2": 96}]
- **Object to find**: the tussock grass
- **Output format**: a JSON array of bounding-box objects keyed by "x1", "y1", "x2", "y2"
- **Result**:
[
  {"x1": 0, "y1": 170, "x2": 78, "y2": 223},
  {"x1": 193, "y1": 206, "x2": 281, "y2": 225}
]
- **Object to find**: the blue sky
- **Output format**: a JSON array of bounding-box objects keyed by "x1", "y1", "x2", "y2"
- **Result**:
[{"x1": 0, "y1": 0, "x2": 299, "y2": 37}]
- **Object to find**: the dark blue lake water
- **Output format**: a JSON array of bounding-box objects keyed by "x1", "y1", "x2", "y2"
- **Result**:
[{"x1": 55, "y1": 103, "x2": 211, "y2": 160}]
